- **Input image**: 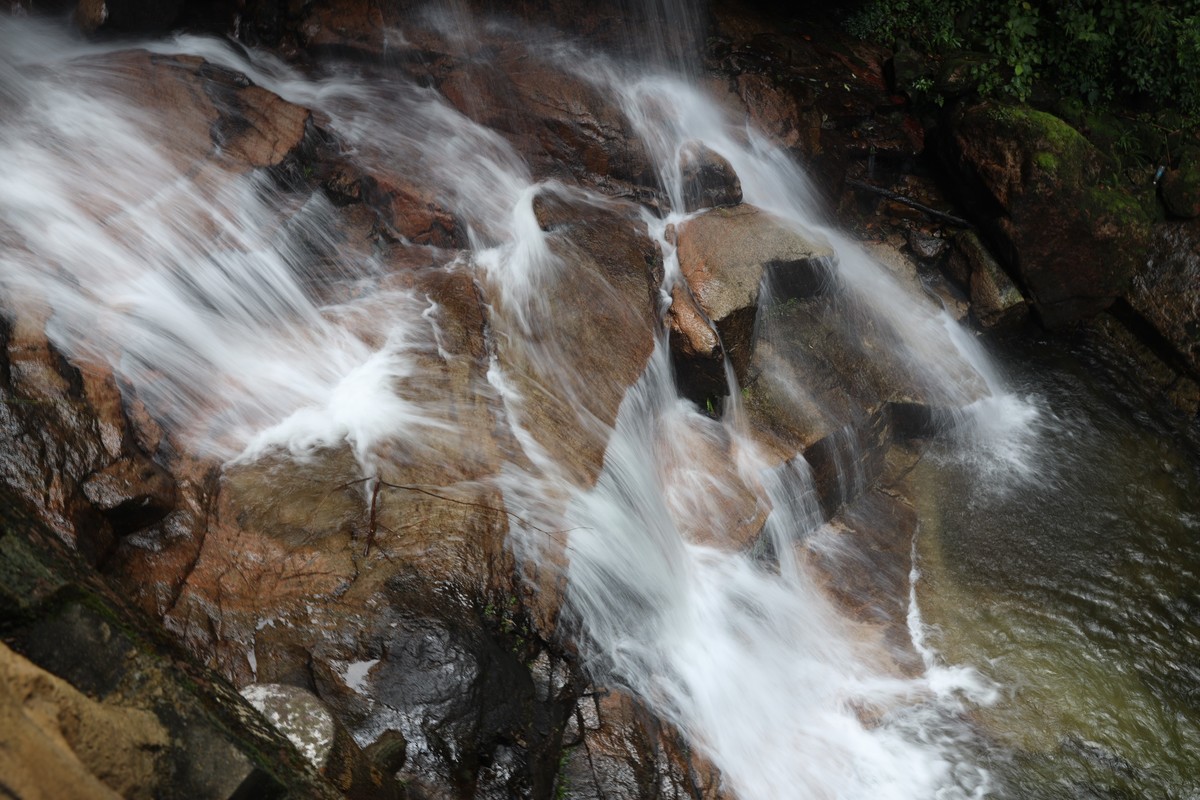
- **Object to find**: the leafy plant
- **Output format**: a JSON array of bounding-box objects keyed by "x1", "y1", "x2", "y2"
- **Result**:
[{"x1": 847, "y1": 0, "x2": 1200, "y2": 117}]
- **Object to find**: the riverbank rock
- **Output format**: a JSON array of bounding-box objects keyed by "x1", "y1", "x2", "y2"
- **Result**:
[
  {"x1": 942, "y1": 102, "x2": 1153, "y2": 327},
  {"x1": 947, "y1": 230, "x2": 1027, "y2": 329},
  {"x1": 675, "y1": 203, "x2": 835, "y2": 386},
  {"x1": 1128, "y1": 221, "x2": 1200, "y2": 380}
]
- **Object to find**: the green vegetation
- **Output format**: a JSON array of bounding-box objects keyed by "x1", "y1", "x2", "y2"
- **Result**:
[{"x1": 847, "y1": 0, "x2": 1200, "y2": 115}]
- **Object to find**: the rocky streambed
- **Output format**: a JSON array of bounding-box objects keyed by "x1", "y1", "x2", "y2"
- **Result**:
[{"x1": 1, "y1": 2, "x2": 1198, "y2": 799}]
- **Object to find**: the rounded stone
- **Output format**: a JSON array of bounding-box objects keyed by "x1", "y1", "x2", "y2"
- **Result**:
[{"x1": 240, "y1": 683, "x2": 336, "y2": 770}]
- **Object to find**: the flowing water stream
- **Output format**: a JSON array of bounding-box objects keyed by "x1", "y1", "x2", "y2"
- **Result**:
[{"x1": 1, "y1": 9, "x2": 1196, "y2": 800}]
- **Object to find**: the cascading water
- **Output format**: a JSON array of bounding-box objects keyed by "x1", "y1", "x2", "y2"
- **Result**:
[{"x1": 0, "y1": 10, "x2": 1038, "y2": 799}]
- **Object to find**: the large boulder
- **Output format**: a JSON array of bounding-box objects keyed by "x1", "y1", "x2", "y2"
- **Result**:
[
  {"x1": 942, "y1": 102, "x2": 1154, "y2": 327},
  {"x1": 499, "y1": 188, "x2": 664, "y2": 486},
  {"x1": 674, "y1": 203, "x2": 835, "y2": 389},
  {"x1": 94, "y1": 51, "x2": 312, "y2": 176}
]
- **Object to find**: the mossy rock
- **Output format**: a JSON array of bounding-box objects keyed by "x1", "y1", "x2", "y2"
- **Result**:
[
  {"x1": 983, "y1": 104, "x2": 1097, "y2": 187},
  {"x1": 945, "y1": 101, "x2": 1155, "y2": 326}
]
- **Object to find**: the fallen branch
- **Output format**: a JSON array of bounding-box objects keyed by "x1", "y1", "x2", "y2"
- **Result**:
[{"x1": 845, "y1": 178, "x2": 974, "y2": 228}]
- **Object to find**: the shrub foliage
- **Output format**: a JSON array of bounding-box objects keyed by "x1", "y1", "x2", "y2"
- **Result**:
[{"x1": 847, "y1": 0, "x2": 1200, "y2": 114}]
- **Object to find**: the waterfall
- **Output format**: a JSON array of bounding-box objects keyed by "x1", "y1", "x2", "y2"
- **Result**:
[{"x1": 0, "y1": 11, "x2": 1033, "y2": 798}]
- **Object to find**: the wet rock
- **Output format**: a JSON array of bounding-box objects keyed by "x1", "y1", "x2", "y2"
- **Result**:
[
  {"x1": 1128, "y1": 221, "x2": 1200, "y2": 378},
  {"x1": 81, "y1": 456, "x2": 176, "y2": 536},
  {"x1": 490, "y1": 190, "x2": 663, "y2": 487},
  {"x1": 942, "y1": 102, "x2": 1153, "y2": 327},
  {"x1": 675, "y1": 203, "x2": 835, "y2": 384},
  {"x1": 802, "y1": 483, "x2": 925, "y2": 677},
  {"x1": 297, "y1": 0, "x2": 389, "y2": 55},
  {"x1": 734, "y1": 72, "x2": 810, "y2": 153},
  {"x1": 1083, "y1": 313, "x2": 1200, "y2": 417},
  {"x1": 95, "y1": 51, "x2": 311, "y2": 176},
  {"x1": 561, "y1": 690, "x2": 730, "y2": 800},
  {"x1": 0, "y1": 306, "x2": 148, "y2": 559},
  {"x1": 658, "y1": 410, "x2": 769, "y2": 550},
  {"x1": 1160, "y1": 147, "x2": 1200, "y2": 219},
  {"x1": 665, "y1": 281, "x2": 725, "y2": 400},
  {"x1": 947, "y1": 231, "x2": 1027, "y2": 329},
  {"x1": 438, "y1": 50, "x2": 656, "y2": 196},
  {"x1": 679, "y1": 141, "x2": 742, "y2": 212},
  {"x1": 240, "y1": 681, "x2": 395, "y2": 797},
  {"x1": 242, "y1": 684, "x2": 337, "y2": 770},
  {"x1": 906, "y1": 227, "x2": 947, "y2": 261},
  {"x1": 0, "y1": 502, "x2": 345, "y2": 799},
  {"x1": 360, "y1": 173, "x2": 463, "y2": 248},
  {"x1": 740, "y1": 269, "x2": 985, "y2": 513}
]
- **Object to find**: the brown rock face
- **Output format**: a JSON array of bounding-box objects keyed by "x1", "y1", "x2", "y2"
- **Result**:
[
  {"x1": 92, "y1": 51, "x2": 311, "y2": 176},
  {"x1": 492, "y1": 189, "x2": 664, "y2": 487},
  {"x1": 560, "y1": 690, "x2": 731, "y2": 800},
  {"x1": 734, "y1": 72, "x2": 806, "y2": 151},
  {"x1": 943, "y1": 102, "x2": 1153, "y2": 327},
  {"x1": 675, "y1": 203, "x2": 835, "y2": 385},
  {"x1": 437, "y1": 50, "x2": 656, "y2": 197}
]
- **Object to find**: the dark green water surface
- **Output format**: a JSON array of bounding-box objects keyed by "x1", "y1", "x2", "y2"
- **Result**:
[{"x1": 910, "y1": 336, "x2": 1200, "y2": 799}]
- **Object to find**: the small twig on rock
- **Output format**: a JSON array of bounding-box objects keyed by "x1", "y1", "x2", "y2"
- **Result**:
[
  {"x1": 332, "y1": 476, "x2": 586, "y2": 544},
  {"x1": 845, "y1": 178, "x2": 974, "y2": 228}
]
